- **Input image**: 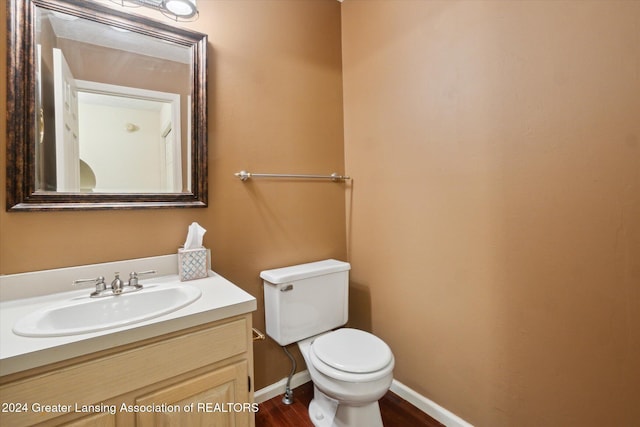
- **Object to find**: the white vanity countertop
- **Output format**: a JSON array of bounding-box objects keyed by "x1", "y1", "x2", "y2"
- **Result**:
[{"x1": 0, "y1": 257, "x2": 256, "y2": 377}]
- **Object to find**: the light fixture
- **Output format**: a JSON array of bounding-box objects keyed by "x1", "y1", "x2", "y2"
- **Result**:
[
  {"x1": 164, "y1": 0, "x2": 197, "y2": 18},
  {"x1": 108, "y1": 0, "x2": 199, "y2": 22}
]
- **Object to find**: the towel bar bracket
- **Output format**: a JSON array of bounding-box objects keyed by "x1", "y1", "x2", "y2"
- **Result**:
[{"x1": 252, "y1": 327, "x2": 266, "y2": 342}]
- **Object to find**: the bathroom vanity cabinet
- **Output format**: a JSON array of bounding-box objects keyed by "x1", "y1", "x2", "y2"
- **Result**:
[{"x1": 0, "y1": 314, "x2": 255, "y2": 427}]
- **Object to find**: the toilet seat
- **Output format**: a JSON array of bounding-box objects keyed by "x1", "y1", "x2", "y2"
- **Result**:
[{"x1": 309, "y1": 328, "x2": 394, "y2": 383}]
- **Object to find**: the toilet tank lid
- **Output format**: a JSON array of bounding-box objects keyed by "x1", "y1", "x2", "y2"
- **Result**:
[{"x1": 260, "y1": 259, "x2": 350, "y2": 284}]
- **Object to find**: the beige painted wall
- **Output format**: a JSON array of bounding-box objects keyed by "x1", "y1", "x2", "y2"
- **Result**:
[
  {"x1": 342, "y1": 1, "x2": 639, "y2": 426},
  {"x1": 0, "y1": 0, "x2": 345, "y2": 389},
  {"x1": 3, "y1": 1, "x2": 639, "y2": 424}
]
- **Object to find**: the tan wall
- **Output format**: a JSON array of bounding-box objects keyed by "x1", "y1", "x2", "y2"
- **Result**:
[
  {"x1": 0, "y1": 0, "x2": 345, "y2": 389},
  {"x1": 342, "y1": 1, "x2": 640, "y2": 426},
  {"x1": 4, "y1": 1, "x2": 639, "y2": 422}
]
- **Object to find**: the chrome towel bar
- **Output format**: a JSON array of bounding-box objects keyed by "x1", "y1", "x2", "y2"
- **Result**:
[{"x1": 234, "y1": 170, "x2": 350, "y2": 182}]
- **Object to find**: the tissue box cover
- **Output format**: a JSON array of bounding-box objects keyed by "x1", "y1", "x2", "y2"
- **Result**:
[{"x1": 178, "y1": 248, "x2": 210, "y2": 281}]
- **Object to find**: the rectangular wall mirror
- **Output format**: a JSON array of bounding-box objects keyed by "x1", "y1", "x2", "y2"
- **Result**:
[{"x1": 6, "y1": 0, "x2": 208, "y2": 210}]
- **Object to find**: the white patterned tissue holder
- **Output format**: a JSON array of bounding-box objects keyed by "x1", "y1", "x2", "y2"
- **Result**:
[{"x1": 178, "y1": 247, "x2": 211, "y2": 281}]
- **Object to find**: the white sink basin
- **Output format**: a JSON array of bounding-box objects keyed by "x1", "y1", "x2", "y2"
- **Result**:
[{"x1": 12, "y1": 284, "x2": 202, "y2": 337}]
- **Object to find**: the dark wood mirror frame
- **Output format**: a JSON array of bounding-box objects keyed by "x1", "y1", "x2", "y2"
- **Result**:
[{"x1": 6, "y1": 0, "x2": 207, "y2": 211}]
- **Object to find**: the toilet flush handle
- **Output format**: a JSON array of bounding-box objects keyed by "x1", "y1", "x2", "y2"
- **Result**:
[{"x1": 280, "y1": 284, "x2": 294, "y2": 292}]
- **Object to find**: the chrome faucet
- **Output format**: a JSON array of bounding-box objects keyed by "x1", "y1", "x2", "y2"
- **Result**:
[
  {"x1": 111, "y1": 272, "x2": 124, "y2": 294},
  {"x1": 73, "y1": 270, "x2": 156, "y2": 298}
]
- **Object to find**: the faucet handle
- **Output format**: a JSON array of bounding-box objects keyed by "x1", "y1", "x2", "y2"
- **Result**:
[
  {"x1": 130, "y1": 270, "x2": 157, "y2": 278},
  {"x1": 128, "y1": 270, "x2": 157, "y2": 288},
  {"x1": 73, "y1": 276, "x2": 106, "y2": 288},
  {"x1": 73, "y1": 276, "x2": 107, "y2": 297}
]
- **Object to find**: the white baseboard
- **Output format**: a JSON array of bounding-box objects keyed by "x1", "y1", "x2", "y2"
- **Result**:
[
  {"x1": 389, "y1": 380, "x2": 473, "y2": 427},
  {"x1": 255, "y1": 370, "x2": 473, "y2": 427}
]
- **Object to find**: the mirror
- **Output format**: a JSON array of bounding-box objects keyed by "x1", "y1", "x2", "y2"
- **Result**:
[{"x1": 6, "y1": 0, "x2": 207, "y2": 210}]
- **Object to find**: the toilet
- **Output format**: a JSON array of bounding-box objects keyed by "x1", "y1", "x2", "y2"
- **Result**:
[{"x1": 262, "y1": 259, "x2": 394, "y2": 427}]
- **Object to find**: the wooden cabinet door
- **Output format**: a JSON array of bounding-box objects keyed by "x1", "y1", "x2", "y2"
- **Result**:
[
  {"x1": 135, "y1": 361, "x2": 251, "y2": 427},
  {"x1": 62, "y1": 412, "x2": 116, "y2": 427}
]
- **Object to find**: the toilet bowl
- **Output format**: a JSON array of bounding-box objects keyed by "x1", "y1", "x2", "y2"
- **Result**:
[
  {"x1": 261, "y1": 260, "x2": 395, "y2": 427},
  {"x1": 298, "y1": 328, "x2": 394, "y2": 427}
]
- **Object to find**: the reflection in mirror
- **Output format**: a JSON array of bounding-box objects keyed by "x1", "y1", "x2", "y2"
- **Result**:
[
  {"x1": 37, "y1": 8, "x2": 190, "y2": 193},
  {"x1": 76, "y1": 87, "x2": 183, "y2": 193},
  {"x1": 6, "y1": 0, "x2": 207, "y2": 210}
]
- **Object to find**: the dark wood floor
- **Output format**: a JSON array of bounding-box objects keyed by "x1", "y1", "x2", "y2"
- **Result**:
[{"x1": 256, "y1": 381, "x2": 444, "y2": 427}]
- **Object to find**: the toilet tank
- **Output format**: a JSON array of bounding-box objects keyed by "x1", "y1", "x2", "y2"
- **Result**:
[{"x1": 261, "y1": 259, "x2": 350, "y2": 346}]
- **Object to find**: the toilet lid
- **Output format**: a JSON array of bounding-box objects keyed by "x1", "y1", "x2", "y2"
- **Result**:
[{"x1": 311, "y1": 328, "x2": 392, "y2": 374}]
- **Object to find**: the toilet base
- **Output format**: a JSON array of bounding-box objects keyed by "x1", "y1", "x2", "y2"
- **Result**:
[{"x1": 308, "y1": 385, "x2": 384, "y2": 427}]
